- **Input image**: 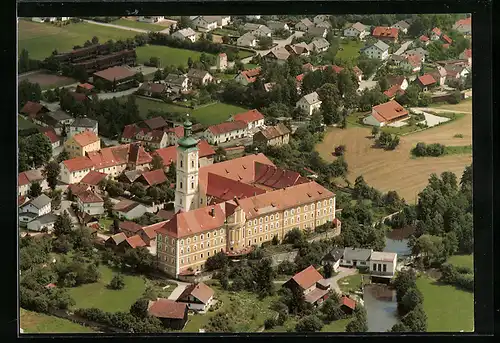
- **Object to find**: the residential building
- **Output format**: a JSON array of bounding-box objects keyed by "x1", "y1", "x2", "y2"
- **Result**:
[
  {"x1": 400, "y1": 55, "x2": 422, "y2": 73},
  {"x1": 283, "y1": 266, "x2": 331, "y2": 306},
  {"x1": 187, "y1": 69, "x2": 213, "y2": 86},
  {"x1": 18, "y1": 169, "x2": 48, "y2": 196},
  {"x1": 360, "y1": 40, "x2": 390, "y2": 60},
  {"x1": 19, "y1": 101, "x2": 50, "y2": 120},
  {"x1": 340, "y1": 296, "x2": 356, "y2": 314},
  {"x1": 236, "y1": 32, "x2": 257, "y2": 47},
  {"x1": 429, "y1": 66, "x2": 447, "y2": 87},
  {"x1": 165, "y1": 73, "x2": 191, "y2": 94},
  {"x1": 253, "y1": 123, "x2": 291, "y2": 147},
  {"x1": 309, "y1": 37, "x2": 330, "y2": 53},
  {"x1": 430, "y1": 27, "x2": 442, "y2": 41},
  {"x1": 416, "y1": 74, "x2": 437, "y2": 91},
  {"x1": 204, "y1": 120, "x2": 248, "y2": 145},
  {"x1": 68, "y1": 117, "x2": 99, "y2": 138},
  {"x1": 285, "y1": 43, "x2": 311, "y2": 56},
  {"x1": 444, "y1": 64, "x2": 470, "y2": 82},
  {"x1": 419, "y1": 35, "x2": 430, "y2": 46},
  {"x1": 392, "y1": 20, "x2": 410, "y2": 34},
  {"x1": 118, "y1": 221, "x2": 144, "y2": 237},
  {"x1": 137, "y1": 169, "x2": 168, "y2": 188},
  {"x1": 76, "y1": 190, "x2": 105, "y2": 216},
  {"x1": 453, "y1": 17, "x2": 472, "y2": 36},
  {"x1": 343, "y1": 22, "x2": 368, "y2": 39},
  {"x1": 105, "y1": 233, "x2": 127, "y2": 248},
  {"x1": 404, "y1": 48, "x2": 428, "y2": 63},
  {"x1": 154, "y1": 140, "x2": 215, "y2": 171},
  {"x1": 316, "y1": 21, "x2": 332, "y2": 29},
  {"x1": 138, "y1": 16, "x2": 165, "y2": 23},
  {"x1": 308, "y1": 26, "x2": 328, "y2": 38},
  {"x1": 362, "y1": 100, "x2": 409, "y2": 127},
  {"x1": 340, "y1": 248, "x2": 373, "y2": 268},
  {"x1": 19, "y1": 194, "x2": 52, "y2": 217},
  {"x1": 80, "y1": 170, "x2": 107, "y2": 193},
  {"x1": 92, "y1": 66, "x2": 137, "y2": 91},
  {"x1": 459, "y1": 48, "x2": 472, "y2": 66},
  {"x1": 87, "y1": 143, "x2": 153, "y2": 175},
  {"x1": 243, "y1": 23, "x2": 264, "y2": 32},
  {"x1": 138, "y1": 82, "x2": 168, "y2": 98},
  {"x1": 252, "y1": 25, "x2": 272, "y2": 37},
  {"x1": 40, "y1": 127, "x2": 60, "y2": 150},
  {"x1": 387, "y1": 76, "x2": 409, "y2": 91},
  {"x1": 59, "y1": 156, "x2": 95, "y2": 184},
  {"x1": 33, "y1": 110, "x2": 74, "y2": 135},
  {"x1": 216, "y1": 53, "x2": 228, "y2": 71},
  {"x1": 295, "y1": 18, "x2": 314, "y2": 32},
  {"x1": 383, "y1": 84, "x2": 405, "y2": 99},
  {"x1": 232, "y1": 109, "x2": 265, "y2": 132},
  {"x1": 64, "y1": 131, "x2": 101, "y2": 159},
  {"x1": 191, "y1": 16, "x2": 219, "y2": 31},
  {"x1": 118, "y1": 235, "x2": 147, "y2": 250},
  {"x1": 313, "y1": 15, "x2": 331, "y2": 25},
  {"x1": 147, "y1": 299, "x2": 188, "y2": 330},
  {"x1": 140, "y1": 222, "x2": 161, "y2": 248},
  {"x1": 234, "y1": 67, "x2": 261, "y2": 85},
  {"x1": 176, "y1": 282, "x2": 215, "y2": 312},
  {"x1": 372, "y1": 27, "x2": 399, "y2": 43},
  {"x1": 296, "y1": 91, "x2": 322, "y2": 116},
  {"x1": 266, "y1": 20, "x2": 290, "y2": 31},
  {"x1": 321, "y1": 248, "x2": 344, "y2": 272},
  {"x1": 263, "y1": 47, "x2": 291, "y2": 65},
  {"x1": 171, "y1": 28, "x2": 197, "y2": 42},
  {"x1": 26, "y1": 213, "x2": 58, "y2": 233},
  {"x1": 113, "y1": 200, "x2": 147, "y2": 220},
  {"x1": 370, "y1": 251, "x2": 398, "y2": 277}
]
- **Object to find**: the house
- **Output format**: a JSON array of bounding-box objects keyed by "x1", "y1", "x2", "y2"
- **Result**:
[
  {"x1": 39, "y1": 127, "x2": 60, "y2": 150},
  {"x1": 416, "y1": 74, "x2": 437, "y2": 91},
  {"x1": 164, "y1": 73, "x2": 191, "y2": 94},
  {"x1": 137, "y1": 169, "x2": 168, "y2": 187},
  {"x1": 308, "y1": 26, "x2": 328, "y2": 38},
  {"x1": 139, "y1": 222, "x2": 161, "y2": 248},
  {"x1": 119, "y1": 235, "x2": 147, "y2": 250},
  {"x1": 113, "y1": 200, "x2": 147, "y2": 220},
  {"x1": 33, "y1": 110, "x2": 74, "y2": 135},
  {"x1": 236, "y1": 32, "x2": 257, "y2": 47},
  {"x1": 246, "y1": 15, "x2": 261, "y2": 20},
  {"x1": 353, "y1": 66, "x2": 364, "y2": 82},
  {"x1": 343, "y1": 22, "x2": 368, "y2": 39},
  {"x1": 59, "y1": 156, "x2": 95, "y2": 184},
  {"x1": 418, "y1": 35, "x2": 430, "y2": 46},
  {"x1": 154, "y1": 140, "x2": 215, "y2": 171},
  {"x1": 76, "y1": 190, "x2": 104, "y2": 216},
  {"x1": 267, "y1": 20, "x2": 290, "y2": 32},
  {"x1": 234, "y1": 67, "x2": 261, "y2": 85},
  {"x1": 316, "y1": 21, "x2": 332, "y2": 29},
  {"x1": 118, "y1": 221, "x2": 144, "y2": 237},
  {"x1": 93, "y1": 66, "x2": 137, "y2": 91},
  {"x1": 204, "y1": 121, "x2": 248, "y2": 144},
  {"x1": 296, "y1": 91, "x2": 322, "y2": 116},
  {"x1": 253, "y1": 123, "x2": 291, "y2": 147},
  {"x1": 400, "y1": 55, "x2": 422, "y2": 73},
  {"x1": 64, "y1": 131, "x2": 101, "y2": 159},
  {"x1": 138, "y1": 16, "x2": 165, "y2": 23},
  {"x1": 138, "y1": 82, "x2": 168, "y2": 98},
  {"x1": 216, "y1": 53, "x2": 228, "y2": 71},
  {"x1": 19, "y1": 101, "x2": 49, "y2": 119},
  {"x1": 321, "y1": 248, "x2": 344, "y2": 272},
  {"x1": 441, "y1": 34, "x2": 453, "y2": 45},
  {"x1": 68, "y1": 117, "x2": 99, "y2": 138},
  {"x1": 147, "y1": 299, "x2": 188, "y2": 330},
  {"x1": 403, "y1": 48, "x2": 428, "y2": 63},
  {"x1": 383, "y1": 84, "x2": 405, "y2": 99},
  {"x1": 430, "y1": 27, "x2": 442, "y2": 41},
  {"x1": 295, "y1": 18, "x2": 314, "y2": 32},
  {"x1": 360, "y1": 40, "x2": 390, "y2": 60},
  {"x1": 187, "y1": 69, "x2": 213, "y2": 86},
  {"x1": 459, "y1": 48, "x2": 472, "y2": 66},
  {"x1": 370, "y1": 251, "x2": 397, "y2": 278},
  {"x1": 263, "y1": 47, "x2": 291, "y2": 64},
  {"x1": 363, "y1": 100, "x2": 409, "y2": 127},
  {"x1": 252, "y1": 25, "x2": 272, "y2": 37},
  {"x1": 19, "y1": 194, "x2": 52, "y2": 217},
  {"x1": 340, "y1": 296, "x2": 356, "y2": 314},
  {"x1": 429, "y1": 66, "x2": 447, "y2": 87},
  {"x1": 243, "y1": 23, "x2": 264, "y2": 32},
  {"x1": 392, "y1": 20, "x2": 410, "y2": 34},
  {"x1": 313, "y1": 15, "x2": 330, "y2": 25},
  {"x1": 171, "y1": 28, "x2": 197, "y2": 43},
  {"x1": 453, "y1": 17, "x2": 472, "y2": 36},
  {"x1": 444, "y1": 64, "x2": 470, "y2": 82},
  {"x1": 340, "y1": 248, "x2": 373, "y2": 268},
  {"x1": 121, "y1": 124, "x2": 169, "y2": 149},
  {"x1": 387, "y1": 75, "x2": 409, "y2": 91},
  {"x1": 388, "y1": 54, "x2": 405, "y2": 67},
  {"x1": 76, "y1": 83, "x2": 95, "y2": 94},
  {"x1": 372, "y1": 27, "x2": 399, "y2": 43},
  {"x1": 284, "y1": 42, "x2": 310, "y2": 57},
  {"x1": 176, "y1": 282, "x2": 215, "y2": 312},
  {"x1": 80, "y1": 170, "x2": 107, "y2": 193},
  {"x1": 283, "y1": 266, "x2": 331, "y2": 306},
  {"x1": 105, "y1": 232, "x2": 127, "y2": 247},
  {"x1": 191, "y1": 16, "x2": 219, "y2": 31},
  {"x1": 309, "y1": 37, "x2": 330, "y2": 53},
  {"x1": 232, "y1": 109, "x2": 265, "y2": 132},
  {"x1": 18, "y1": 169, "x2": 49, "y2": 196},
  {"x1": 26, "y1": 213, "x2": 58, "y2": 233}
]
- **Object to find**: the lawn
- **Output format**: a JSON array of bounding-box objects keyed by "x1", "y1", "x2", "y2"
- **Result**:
[
  {"x1": 321, "y1": 318, "x2": 351, "y2": 332},
  {"x1": 131, "y1": 96, "x2": 248, "y2": 125},
  {"x1": 416, "y1": 275, "x2": 474, "y2": 332},
  {"x1": 183, "y1": 284, "x2": 279, "y2": 332},
  {"x1": 20, "y1": 308, "x2": 96, "y2": 333},
  {"x1": 336, "y1": 40, "x2": 364, "y2": 61},
  {"x1": 98, "y1": 217, "x2": 114, "y2": 233},
  {"x1": 111, "y1": 19, "x2": 165, "y2": 32},
  {"x1": 338, "y1": 274, "x2": 363, "y2": 293},
  {"x1": 18, "y1": 20, "x2": 138, "y2": 60},
  {"x1": 447, "y1": 254, "x2": 474, "y2": 270},
  {"x1": 213, "y1": 28, "x2": 241, "y2": 37},
  {"x1": 443, "y1": 145, "x2": 472, "y2": 156},
  {"x1": 67, "y1": 265, "x2": 146, "y2": 313},
  {"x1": 244, "y1": 63, "x2": 259, "y2": 70},
  {"x1": 18, "y1": 115, "x2": 37, "y2": 130},
  {"x1": 136, "y1": 45, "x2": 213, "y2": 68}
]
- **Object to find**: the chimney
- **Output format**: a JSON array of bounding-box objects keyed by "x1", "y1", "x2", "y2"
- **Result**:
[{"x1": 210, "y1": 208, "x2": 215, "y2": 217}]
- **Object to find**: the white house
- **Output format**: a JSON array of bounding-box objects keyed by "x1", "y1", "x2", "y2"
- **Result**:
[
  {"x1": 340, "y1": 248, "x2": 373, "y2": 268},
  {"x1": 171, "y1": 28, "x2": 197, "y2": 43},
  {"x1": 232, "y1": 109, "x2": 265, "y2": 133},
  {"x1": 192, "y1": 16, "x2": 219, "y2": 31},
  {"x1": 186, "y1": 69, "x2": 214, "y2": 86},
  {"x1": 392, "y1": 20, "x2": 410, "y2": 34},
  {"x1": 237, "y1": 32, "x2": 257, "y2": 47},
  {"x1": 321, "y1": 248, "x2": 344, "y2": 272},
  {"x1": 138, "y1": 16, "x2": 165, "y2": 23},
  {"x1": 113, "y1": 200, "x2": 147, "y2": 220},
  {"x1": 59, "y1": 156, "x2": 95, "y2": 185},
  {"x1": 68, "y1": 117, "x2": 99, "y2": 138},
  {"x1": 313, "y1": 15, "x2": 331, "y2": 25},
  {"x1": 309, "y1": 37, "x2": 330, "y2": 52},
  {"x1": 204, "y1": 120, "x2": 248, "y2": 144},
  {"x1": 76, "y1": 190, "x2": 105, "y2": 216},
  {"x1": 176, "y1": 282, "x2": 215, "y2": 312},
  {"x1": 165, "y1": 73, "x2": 191, "y2": 93},
  {"x1": 19, "y1": 194, "x2": 52, "y2": 217},
  {"x1": 360, "y1": 40, "x2": 390, "y2": 60},
  {"x1": 370, "y1": 251, "x2": 398, "y2": 277},
  {"x1": 266, "y1": 20, "x2": 290, "y2": 32},
  {"x1": 27, "y1": 213, "x2": 58, "y2": 233},
  {"x1": 343, "y1": 22, "x2": 368, "y2": 39},
  {"x1": 430, "y1": 27, "x2": 442, "y2": 41},
  {"x1": 252, "y1": 25, "x2": 272, "y2": 37},
  {"x1": 296, "y1": 91, "x2": 322, "y2": 116},
  {"x1": 18, "y1": 169, "x2": 49, "y2": 197}
]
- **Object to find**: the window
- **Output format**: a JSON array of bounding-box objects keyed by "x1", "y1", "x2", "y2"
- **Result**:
[
  {"x1": 311, "y1": 204, "x2": 315, "y2": 210},
  {"x1": 207, "y1": 241, "x2": 210, "y2": 247},
  {"x1": 201, "y1": 243, "x2": 204, "y2": 249},
  {"x1": 248, "y1": 230, "x2": 251, "y2": 236},
  {"x1": 200, "y1": 234, "x2": 204, "y2": 240},
  {"x1": 180, "y1": 160, "x2": 183, "y2": 168},
  {"x1": 191, "y1": 182, "x2": 194, "y2": 189},
  {"x1": 329, "y1": 198, "x2": 334, "y2": 205},
  {"x1": 259, "y1": 237, "x2": 263, "y2": 242},
  {"x1": 194, "y1": 255, "x2": 197, "y2": 261},
  {"x1": 291, "y1": 218, "x2": 294, "y2": 224},
  {"x1": 220, "y1": 229, "x2": 224, "y2": 234},
  {"x1": 164, "y1": 236, "x2": 168, "y2": 243},
  {"x1": 187, "y1": 257, "x2": 190, "y2": 262},
  {"x1": 323, "y1": 209, "x2": 327, "y2": 215},
  {"x1": 304, "y1": 205, "x2": 308, "y2": 211},
  {"x1": 259, "y1": 218, "x2": 263, "y2": 224},
  {"x1": 276, "y1": 222, "x2": 279, "y2": 228},
  {"x1": 193, "y1": 236, "x2": 197, "y2": 242},
  {"x1": 158, "y1": 243, "x2": 163, "y2": 250},
  {"x1": 254, "y1": 228, "x2": 257, "y2": 234},
  {"x1": 158, "y1": 234, "x2": 163, "y2": 241},
  {"x1": 317, "y1": 210, "x2": 321, "y2": 216},
  {"x1": 259, "y1": 226, "x2": 263, "y2": 232},
  {"x1": 207, "y1": 233, "x2": 210, "y2": 238},
  {"x1": 187, "y1": 247, "x2": 190, "y2": 253},
  {"x1": 265, "y1": 235, "x2": 268, "y2": 240},
  {"x1": 284, "y1": 219, "x2": 288, "y2": 225},
  {"x1": 248, "y1": 240, "x2": 251, "y2": 246},
  {"x1": 187, "y1": 238, "x2": 190, "y2": 244},
  {"x1": 304, "y1": 214, "x2": 307, "y2": 220},
  {"x1": 317, "y1": 220, "x2": 320, "y2": 225},
  {"x1": 193, "y1": 245, "x2": 197, "y2": 251},
  {"x1": 275, "y1": 213, "x2": 279, "y2": 219},
  {"x1": 265, "y1": 225, "x2": 268, "y2": 231},
  {"x1": 180, "y1": 239, "x2": 184, "y2": 246},
  {"x1": 180, "y1": 248, "x2": 184, "y2": 254},
  {"x1": 317, "y1": 202, "x2": 321, "y2": 208},
  {"x1": 192, "y1": 160, "x2": 194, "y2": 168},
  {"x1": 214, "y1": 231, "x2": 217, "y2": 236},
  {"x1": 324, "y1": 200, "x2": 327, "y2": 206},
  {"x1": 383, "y1": 264, "x2": 387, "y2": 272},
  {"x1": 207, "y1": 252, "x2": 210, "y2": 257},
  {"x1": 270, "y1": 223, "x2": 274, "y2": 229},
  {"x1": 265, "y1": 216, "x2": 268, "y2": 222},
  {"x1": 284, "y1": 211, "x2": 288, "y2": 217},
  {"x1": 200, "y1": 253, "x2": 203, "y2": 259},
  {"x1": 247, "y1": 221, "x2": 251, "y2": 227},
  {"x1": 180, "y1": 182, "x2": 183, "y2": 189},
  {"x1": 270, "y1": 215, "x2": 274, "y2": 220},
  {"x1": 329, "y1": 207, "x2": 332, "y2": 213},
  {"x1": 220, "y1": 238, "x2": 223, "y2": 244},
  {"x1": 181, "y1": 259, "x2": 184, "y2": 264},
  {"x1": 253, "y1": 219, "x2": 257, "y2": 225},
  {"x1": 297, "y1": 207, "x2": 300, "y2": 213},
  {"x1": 296, "y1": 216, "x2": 300, "y2": 222},
  {"x1": 291, "y1": 209, "x2": 295, "y2": 215}
]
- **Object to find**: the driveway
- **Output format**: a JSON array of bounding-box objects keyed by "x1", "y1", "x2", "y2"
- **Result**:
[
  {"x1": 410, "y1": 108, "x2": 451, "y2": 127},
  {"x1": 83, "y1": 19, "x2": 150, "y2": 34},
  {"x1": 167, "y1": 280, "x2": 191, "y2": 300},
  {"x1": 393, "y1": 40, "x2": 413, "y2": 56},
  {"x1": 325, "y1": 267, "x2": 358, "y2": 294}
]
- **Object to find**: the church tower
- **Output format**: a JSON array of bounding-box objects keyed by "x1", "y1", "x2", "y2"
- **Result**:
[{"x1": 174, "y1": 116, "x2": 200, "y2": 213}]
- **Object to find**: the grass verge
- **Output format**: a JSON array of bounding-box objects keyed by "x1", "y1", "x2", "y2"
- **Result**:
[{"x1": 20, "y1": 308, "x2": 96, "y2": 333}]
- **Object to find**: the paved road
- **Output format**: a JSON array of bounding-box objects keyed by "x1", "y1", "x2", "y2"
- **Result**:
[
  {"x1": 325, "y1": 267, "x2": 359, "y2": 294},
  {"x1": 97, "y1": 86, "x2": 140, "y2": 100},
  {"x1": 83, "y1": 19, "x2": 150, "y2": 33}
]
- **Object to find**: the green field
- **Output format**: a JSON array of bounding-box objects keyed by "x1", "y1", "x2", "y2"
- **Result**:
[
  {"x1": 111, "y1": 19, "x2": 165, "y2": 32},
  {"x1": 336, "y1": 40, "x2": 364, "y2": 61},
  {"x1": 18, "y1": 20, "x2": 138, "y2": 60},
  {"x1": 447, "y1": 254, "x2": 474, "y2": 270},
  {"x1": 416, "y1": 276, "x2": 474, "y2": 332},
  {"x1": 18, "y1": 115, "x2": 37, "y2": 130},
  {"x1": 444, "y1": 145, "x2": 472, "y2": 155},
  {"x1": 67, "y1": 265, "x2": 146, "y2": 313},
  {"x1": 131, "y1": 96, "x2": 248, "y2": 125},
  {"x1": 136, "y1": 45, "x2": 212, "y2": 68},
  {"x1": 244, "y1": 63, "x2": 259, "y2": 70},
  {"x1": 338, "y1": 274, "x2": 362, "y2": 293},
  {"x1": 20, "y1": 308, "x2": 96, "y2": 333}
]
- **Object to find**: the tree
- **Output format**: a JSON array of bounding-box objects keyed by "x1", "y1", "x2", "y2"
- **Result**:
[
  {"x1": 390, "y1": 322, "x2": 410, "y2": 332},
  {"x1": 28, "y1": 182, "x2": 42, "y2": 198},
  {"x1": 130, "y1": 298, "x2": 149, "y2": 318},
  {"x1": 43, "y1": 161, "x2": 61, "y2": 190},
  {"x1": 295, "y1": 314, "x2": 323, "y2": 332},
  {"x1": 254, "y1": 258, "x2": 275, "y2": 297},
  {"x1": 345, "y1": 305, "x2": 368, "y2": 332},
  {"x1": 205, "y1": 251, "x2": 229, "y2": 271},
  {"x1": 57, "y1": 149, "x2": 70, "y2": 163},
  {"x1": 401, "y1": 287, "x2": 423, "y2": 315},
  {"x1": 151, "y1": 154, "x2": 164, "y2": 170},
  {"x1": 320, "y1": 297, "x2": 345, "y2": 321},
  {"x1": 401, "y1": 304, "x2": 427, "y2": 332},
  {"x1": 130, "y1": 183, "x2": 147, "y2": 198},
  {"x1": 378, "y1": 77, "x2": 389, "y2": 92},
  {"x1": 53, "y1": 211, "x2": 73, "y2": 237},
  {"x1": 103, "y1": 196, "x2": 114, "y2": 217},
  {"x1": 50, "y1": 189, "x2": 62, "y2": 210},
  {"x1": 153, "y1": 69, "x2": 163, "y2": 81},
  {"x1": 205, "y1": 312, "x2": 235, "y2": 332},
  {"x1": 392, "y1": 269, "x2": 417, "y2": 302},
  {"x1": 18, "y1": 79, "x2": 42, "y2": 107},
  {"x1": 109, "y1": 274, "x2": 125, "y2": 290}
]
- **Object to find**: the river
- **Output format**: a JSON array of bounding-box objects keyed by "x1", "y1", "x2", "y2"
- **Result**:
[{"x1": 384, "y1": 226, "x2": 415, "y2": 256}]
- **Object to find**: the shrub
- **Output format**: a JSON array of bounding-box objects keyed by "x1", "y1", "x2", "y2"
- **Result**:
[
  {"x1": 264, "y1": 317, "x2": 277, "y2": 329},
  {"x1": 411, "y1": 142, "x2": 446, "y2": 157},
  {"x1": 109, "y1": 274, "x2": 125, "y2": 290}
]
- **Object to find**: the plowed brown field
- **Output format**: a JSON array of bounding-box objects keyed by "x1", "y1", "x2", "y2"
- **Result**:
[{"x1": 316, "y1": 101, "x2": 472, "y2": 204}]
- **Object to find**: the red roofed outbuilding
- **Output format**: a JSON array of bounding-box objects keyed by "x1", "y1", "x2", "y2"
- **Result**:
[
  {"x1": 283, "y1": 265, "x2": 331, "y2": 306},
  {"x1": 147, "y1": 299, "x2": 188, "y2": 330},
  {"x1": 416, "y1": 74, "x2": 437, "y2": 91}
]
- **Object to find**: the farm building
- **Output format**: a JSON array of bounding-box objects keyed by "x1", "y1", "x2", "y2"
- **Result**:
[{"x1": 363, "y1": 100, "x2": 409, "y2": 127}]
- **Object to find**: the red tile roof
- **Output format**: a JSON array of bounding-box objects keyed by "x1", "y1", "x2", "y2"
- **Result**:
[
  {"x1": 40, "y1": 127, "x2": 60, "y2": 144},
  {"x1": 93, "y1": 66, "x2": 137, "y2": 82},
  {"x1": 119, "y1": 220, "x2": 144, "y2": 234},
  {"x1": 372, "y1": 26, "x2": 399, "y2": 39},
  {"x1": 296, "y1": 73, "x2": 304, "y2": 82},
  {"x1": 207, "y1": 120, "x2": 247, "y2": 135},
  {"x1": 157, "y1": 209, "x2": 175, "y2": 221},
  {"x1": 383, "y1": 84, "x2": 405, "y2": 98},
  {"x1": 153, "y1": 140, "x2": 215, "y2": 167},
  {"x1": 148, "y1": 299, "x2": 187, "y2": 319},
  {"x1": 122, "y1": 124, "x2": 140, "y2": 140},
  {"x1": 441, "y1": 34, "x2": 452, "y2": 44},
  {"x1": 81, "y1": 170, "x2": 107, "y2": 186},
  {"x1": 18, "y1": 195, "x2": 27, "y2": 206},
  {"x1": 62, "y1": 156, "x2": 94, "y2": 172},
  {"x1": 123, "y1": 234, "x2": 147, "y2": 248},
  {"x1": 239, "y1": 68, "x2": 261, "y2": 83},
  {"x1": 233, "y1": 109, "x2": 264, "y2": 125},
  {"x1": 290, "y1": 265, "x2": 324, "y2": 290},
  {"x1": 419, "y1": 35, "x2": 429, "y2": 42},
  {"x1": 331, "y1": 65, "x2": 344, "y2": 74},
  {"x1": 144, "y1": 116, "x2": 168, "y2": 130},
  {"x1": 432, "y1": 27, "x2": 442, "y2": 36},
  {"x1": 140, "y1": 169, "x2": 168, "y2": 186},
  {"x1": 177, "y1": 282, "x2": 214, "y2": 304},
  {"x1": 341, "y1": 296, "x2": 356, "y2": 310},
  {"x1": 78, "y1": 83, "x2": 94, "y2": 90},
  {"x1": 253, "y1": 162, "x2": 309, "y2": 190},
  {"x1": 18, "y1": 173, "x2": 30, "y2": 187},
  {"x1": 417, "y1": 74, "x2": 437, "y2": 86},
  {"x1": 76, "y1": 190, "x2": 103, "y2": 203},
  {"x1": 206, "y1": 173, "x2": 266, "y2": 203},
  {"x1": 372, "y1": 100, "x2": 409, "y2": 123},
  {"x1": 405, "y1": 55, "x2": 422, "y2": 68},
  {"x1": 20, "y1": 101, "x2": 47, "y2": 117},
  {"x1": 87, "y1": 144, "x2": 152, "y2": 169},
  {"x1": 167, "y1": 125, "x2": 185, "y2": 138},
  {"x1": 142, "y1": 222, "x2": 163, "y2": 239},
  {"x1": 72, "y1": 131, "x2": 100, "y2": 147},
  {"x1": 455, "y1": 17, "x2": 471, "y2": 27},
  {"x1": 442, "y1": 43, "x2": 450, "y2": 49},
  {"x1": 68, "y1": 183, "x2": 90, "y2": 196}
]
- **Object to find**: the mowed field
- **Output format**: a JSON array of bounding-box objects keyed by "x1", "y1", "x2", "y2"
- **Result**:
[
  {"x1": 136, "y1": 45, "x2": 212, "y2": 68},
  {"x1": 18, "y1": 71, "x2": 76, "y2": 90},
  {"x1": 316, "y1": 100, "x2": 472, "y2": 203},
  {"x1": 18, "y1": 20, "x2": 137, "y2": 60},
  {"x1": 20, "y1": 308, "x2": 96, "y2": 333}
]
